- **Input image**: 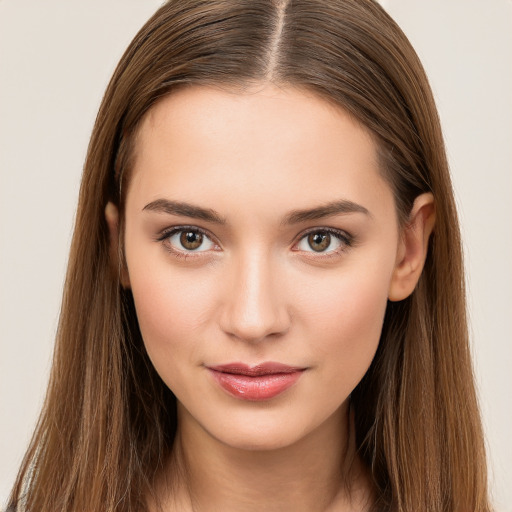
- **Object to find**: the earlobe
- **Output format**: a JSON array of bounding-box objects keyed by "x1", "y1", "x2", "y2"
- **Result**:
[
  {"x1": 388, "y1": 193, "x2": 435, "y2": 302},
  {"x1": 105, "y1": 201, "x2": 131, "y2": 288}
]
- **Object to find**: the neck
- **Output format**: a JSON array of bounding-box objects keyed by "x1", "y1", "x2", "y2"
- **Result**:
[{"x1": 153, "y1": 401, "x2": 372, "y2": 512}]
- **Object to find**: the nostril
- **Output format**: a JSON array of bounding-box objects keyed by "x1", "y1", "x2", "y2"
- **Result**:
[
  {"x1": 219, "y1": 297, "x2": 291, "y2": 343},
  {"x1": 224, "y1": 317, "x2": 290, "y2": 344}
]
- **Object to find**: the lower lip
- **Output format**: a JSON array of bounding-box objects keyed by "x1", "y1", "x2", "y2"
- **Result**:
[{"x1": 209, "y1": 369, "x2": 304, "y2": 401}]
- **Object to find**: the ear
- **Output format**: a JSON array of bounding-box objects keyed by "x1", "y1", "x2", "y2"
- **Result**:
[
  {"x1": 388, "y1": 193, "x2": 435, "y2": 302},
  {"x1": 105, "y1": 201, "x2": 131, "y2": 288}
]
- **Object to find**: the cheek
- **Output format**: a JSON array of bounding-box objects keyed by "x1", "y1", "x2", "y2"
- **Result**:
[
  {"x1": 128, "y1": 260, "x2": 219, "y2": 377},
  {"x1": 296, "y1": 261, "x2": 392, "y2": 392}
]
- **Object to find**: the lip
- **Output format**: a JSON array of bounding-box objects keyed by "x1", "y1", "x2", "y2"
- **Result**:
[{"x1": 207, "y1": 362, "x2": 306, "y2": 401}]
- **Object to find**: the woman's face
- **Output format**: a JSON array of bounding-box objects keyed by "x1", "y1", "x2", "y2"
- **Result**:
[{"x1": 122, "y1": 83, "x2": 402, "y2": 451}]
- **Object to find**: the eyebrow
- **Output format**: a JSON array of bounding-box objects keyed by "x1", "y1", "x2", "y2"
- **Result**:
[
  {"x1": 142, "y1": 198, "x2": 371, "y2": 225},
  {"x1": 143, "y1": 198, "x2": 227, "y2": 224},
  {"x1": 282, "y1": 199, "x2": 371, "y2": 224}
]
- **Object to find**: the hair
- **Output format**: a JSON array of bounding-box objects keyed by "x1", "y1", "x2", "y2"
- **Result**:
[{"x1": 8, "y1": 1, "x2": 491, "y2": 511}]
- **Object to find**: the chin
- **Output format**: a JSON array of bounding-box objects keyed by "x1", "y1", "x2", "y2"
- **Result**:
[
  {"x1": 215, "y1": 426, "x2": 307, "y2": 453},
  {"x1": 203, "y1": 405, "x2": 338, "y2": 454}
]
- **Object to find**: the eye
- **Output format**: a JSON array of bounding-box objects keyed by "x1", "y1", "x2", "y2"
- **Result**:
[
  {"x1": 295, "y1": 228, "x2": 353, "y2": 254},
  {"x1": 160, "y1": 227, "x2": 217, "y2": 254}
]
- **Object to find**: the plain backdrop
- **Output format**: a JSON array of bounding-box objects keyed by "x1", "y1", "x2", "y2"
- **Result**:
[{"x1": 1, "y1": 1, "x2": 511, "y2": 510}]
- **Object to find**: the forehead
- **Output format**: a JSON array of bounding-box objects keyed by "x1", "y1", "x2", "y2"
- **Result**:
[{"x1": 127, "y1": 83, "x2": 394, "y2": 222}]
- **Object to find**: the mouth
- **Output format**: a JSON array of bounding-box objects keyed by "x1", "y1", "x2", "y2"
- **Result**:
[{"x1": 207, "y1": 362, "x2": 306, "y2": 401}]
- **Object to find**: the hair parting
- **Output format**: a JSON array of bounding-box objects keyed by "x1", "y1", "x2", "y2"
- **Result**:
[{"x1": 8, "y1": 1, "x2": 490, "y2": 511}]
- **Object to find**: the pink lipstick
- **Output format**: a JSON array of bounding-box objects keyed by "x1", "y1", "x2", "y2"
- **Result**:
[{"x1": 207, "y1": 362, "x2": 305, "y2": 401}]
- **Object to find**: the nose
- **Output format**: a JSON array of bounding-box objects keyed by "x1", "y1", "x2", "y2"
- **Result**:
[{"x1": 218, "y1": 249, "x2": 291, "y2": 343}]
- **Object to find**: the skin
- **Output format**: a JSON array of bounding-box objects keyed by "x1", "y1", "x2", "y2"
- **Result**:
[{"x1": 106, "y1": 83, "x2": 435, "y2": 511}]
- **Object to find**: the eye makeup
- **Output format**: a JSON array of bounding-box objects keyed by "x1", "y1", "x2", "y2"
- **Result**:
[
  {"x1": 154, "y1": 224, "x2": 356, "y2": 262},
  {"x1": 293, "y1": 227, "x2": 354, "y2": 256},
  {"x1": 155, "y1": 225, "x2": 220, "y2": 260}
]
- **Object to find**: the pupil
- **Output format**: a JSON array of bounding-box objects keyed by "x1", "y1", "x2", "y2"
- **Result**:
[
  {"x1": 181, "y1": 231, "x2": 203, "y2": 250},
  {"x1": 309, "y1": 232, "x2": 330, "y2": 252}
]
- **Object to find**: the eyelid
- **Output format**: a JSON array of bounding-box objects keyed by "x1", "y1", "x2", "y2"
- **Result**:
[
  {"x1": 156, "y1": 225, "x2": 221, "y2": 256},
  {"x1": 155, "y1": 224, "x2": 354, "y2": 259},
  {"x1": 293, "y1": 227, "x2": 354, "y2": 255}
]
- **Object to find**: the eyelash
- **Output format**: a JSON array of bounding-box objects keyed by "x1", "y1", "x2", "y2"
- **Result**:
[
  {"x1": 295, "y1": 227, "x2": 354, "y2": 259},
  {"x1": 155, "y1": 226, "x2": 215, "y2": 261},
  {"x1": 155, "y1": 226, "x2": 354, "y2": 261}
]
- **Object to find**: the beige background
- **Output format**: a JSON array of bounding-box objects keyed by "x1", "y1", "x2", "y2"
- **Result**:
[{"x1": 1, "y1": 1, "x2": 511, "y2": 510}]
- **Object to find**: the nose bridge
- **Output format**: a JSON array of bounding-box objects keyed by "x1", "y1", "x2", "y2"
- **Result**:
[{"x1": 220, "y1": 246, "x2": 290, "y2": 343}]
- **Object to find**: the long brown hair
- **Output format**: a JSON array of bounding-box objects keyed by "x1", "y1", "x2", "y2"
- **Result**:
[{"x1": 9, "y1": 1, "x2": 491, "y2": 510}]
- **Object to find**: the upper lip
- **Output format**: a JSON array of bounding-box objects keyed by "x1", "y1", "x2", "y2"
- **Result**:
[{"x1": 208, "y1": 362, "x2": 305, "y2": 376}]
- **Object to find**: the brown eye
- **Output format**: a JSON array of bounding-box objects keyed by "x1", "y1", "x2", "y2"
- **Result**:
[
  {"x1": 307, "y1": 232, "x2": 330, "y2": 252},
  {"x1": 164, "y1": 228, "x2": 216, "y2": 254},
  {"x1": 180, "y1": 230, "x2": 203, "y2": 250},
  {"x1": 295, "y1": 228, "x2": 352, "y2": 255}
]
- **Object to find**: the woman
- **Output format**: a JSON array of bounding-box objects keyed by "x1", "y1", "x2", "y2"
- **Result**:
[{"x1": 7, "y1": 0, "x2": 491, "y2": 511}]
